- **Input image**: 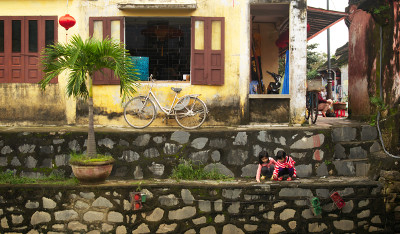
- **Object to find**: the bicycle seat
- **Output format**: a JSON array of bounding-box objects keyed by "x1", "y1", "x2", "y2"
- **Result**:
[{"x1": 171, "y1": 87, "x2": 182, "y2": 93}]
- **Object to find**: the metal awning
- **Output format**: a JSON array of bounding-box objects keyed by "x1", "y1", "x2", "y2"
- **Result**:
[{"x1": 306, "y1": 7, "x2": 348, "y2": 41}]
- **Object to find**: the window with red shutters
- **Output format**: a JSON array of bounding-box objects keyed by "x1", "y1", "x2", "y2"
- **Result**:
[
  {"x1": 191, "y1": 17, "x2": 224, "y2": 85},
  {"x1": 0, "y1": 16, "x2": 57, "y2": 83},
  {"x1": 89, "y1": 17, "x2": 124, "y2": 85}
]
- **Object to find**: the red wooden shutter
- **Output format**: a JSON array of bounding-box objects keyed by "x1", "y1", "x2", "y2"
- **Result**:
[
  {"x1": 89, "y1": 17, "x2": 124, "y2": 85},
  {"x1": 191, "y1": 17, "x2": 224, "y2": 85},
  {"x1": 0, "y1": 16, "x2": 57, "y2": 84}
]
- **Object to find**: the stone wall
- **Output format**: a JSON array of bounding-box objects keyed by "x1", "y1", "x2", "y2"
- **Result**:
[
  {"x1": 0, "y1": 125, "x2": 382, "y2": 179},
  {"x1": 0, "y1": 180, "x2": 390, "y2": 233}
]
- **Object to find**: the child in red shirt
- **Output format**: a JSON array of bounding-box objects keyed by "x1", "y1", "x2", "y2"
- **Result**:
[
  {"x1": 256, "y1": 151, "x2": 276, "y2": 182},
  {"x1": 273, "y1": 150, "x2": 296, "y2": 181}
]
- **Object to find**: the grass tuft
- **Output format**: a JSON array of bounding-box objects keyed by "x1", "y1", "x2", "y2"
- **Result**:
[
  {"x1": 0, "y1": 171, "x2": 79, "y2": 185},
  {"x1": 170, "y1": 160, "x2": 233, "y2": 181},
  {"x1": 69, "y1": 152, "x2": 114, "y2": 165}
]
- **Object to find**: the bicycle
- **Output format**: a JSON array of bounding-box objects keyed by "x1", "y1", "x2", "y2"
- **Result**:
[
  {"x1": 305, "y1": 91, "x2": 318, "y2": 124},
  {"x1": 124, "y1": 75, "x2": 208, "y2": 129}
]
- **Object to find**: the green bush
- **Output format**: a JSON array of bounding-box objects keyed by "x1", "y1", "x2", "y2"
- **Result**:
[{"x1": 170, "y1": 160, "x2": 233, "y2": 181}]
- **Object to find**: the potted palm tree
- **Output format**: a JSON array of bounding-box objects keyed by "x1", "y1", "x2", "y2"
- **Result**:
[{"x1": 40, "y1": 35, "x2": 139, "y2": 183}]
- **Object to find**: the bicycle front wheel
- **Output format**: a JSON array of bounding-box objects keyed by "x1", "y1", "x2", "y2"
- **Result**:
[
  {"x1": 124, "y1": 96, "x2": 156, "y2": 128},
  {"x1": 175, "y1": 97, "x2": 207, "y2": 129}
]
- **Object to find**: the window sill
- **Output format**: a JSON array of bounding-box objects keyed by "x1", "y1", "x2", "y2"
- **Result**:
[{"x1": 249, "y1": 94, "x2": 291, "y2": 99}]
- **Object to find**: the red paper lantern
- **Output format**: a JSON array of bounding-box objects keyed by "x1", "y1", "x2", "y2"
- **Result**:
[{"x1": 59, "y1": 14, "x2": 76, "y2": 30}]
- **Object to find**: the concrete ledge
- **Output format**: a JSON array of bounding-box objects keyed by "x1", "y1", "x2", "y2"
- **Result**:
[{"x1": 118, "y1": 0, "x2": 197, "y2": 10}]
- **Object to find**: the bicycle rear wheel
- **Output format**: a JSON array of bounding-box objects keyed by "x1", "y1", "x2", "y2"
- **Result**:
[
  {"x1": 175, "y1": 97, "x2": 207, "y2": 129},
  {"x1": 311, "y1": 92, "x2": 319, "y2": 124},
  {"x1": 124, "y1": 96, "x2": 156, "y2": 128}
]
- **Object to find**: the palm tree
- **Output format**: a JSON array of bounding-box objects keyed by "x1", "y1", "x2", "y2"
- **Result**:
[{"x1": 40, "y1": 35, "x2": 139, "y2": 158}]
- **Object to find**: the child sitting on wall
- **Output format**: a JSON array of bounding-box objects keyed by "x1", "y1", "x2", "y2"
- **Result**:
[
  {"x1": 256, "y1": 151, "x2": 276, "y2": 182},
  {"x1": 273, "y1": 150, "x2": 297, "y2": 181}
]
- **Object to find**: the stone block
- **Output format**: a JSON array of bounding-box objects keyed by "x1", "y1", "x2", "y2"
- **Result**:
[
  {"x1": 241, "y1": 164, "x2": 258, "y2": 177},
  {"x1": 120, "y1": 151, "x2": 140, "y2": 162},
  {"x1": 80, "y1": 192, "x2": 95, "y2": 199},
  {"x1": 211, "y1": 150, "x2": 220, "y2": 162},
  {"x1": 148, "y1": 163, "x2": 165, "y2": 176},
  {"x1": 192, "y1": 216, "x2": 206, "y2": 225},
  {"x1": 144, "y1": 208, "x2": 164, "y2": 222},
  {"x1": 333, "y1": 161, "x2": 355, "y2": 176},
  {"x1": 108, "y1": 211, "x2": 123, "y2": 223},
  {"x1": 332, "y1": 127, "x2": 356, "y2": 142},
  {"x1": 228, "y1": 149, "x2": 248, "y2": 165},
  {"x1": 370, "y1": 141, "x2": 381, "y2": 153},
  {"x1": 215, "y1": 214, "x2": 225, "y2": 223},
  {"x1": 280, "y1": 209, "x2": 296, "y2": 220},
  {"x1": 308, "y1": 223, "x2": 328, "y2": 232},
  {"x1": 201, "y1": 226, "x2": 217, "y2": 234},
  {"x1": 222, "y1": 224, "x2": 244, "y2": 234},
  {"x1": 291, "y1": 134, "x2": 325, "y2": 149},
  {"x1": 209, "y1": 138, "x2": 227, "y2": 148},
  {"x1": 227, "y1": 202, "x2": 240, "y2": 214},
  {"x1": 134, "y1": 166, "x2": 143, "y2": 179},
  {"x1": 0, "y1": 157, "x2": 7, "y2": 166},
  {"x1": 153, "y1": 136, "x2": 166, "y2": 144},
  {"x1": 199, "y1": 200, "x2": 211, "y2": 212},
  {"x1": 296, "y1": 164, "x2": 313, "y2": 178},
  {"x1": 214, "y1": 199, "x2": 223, "y2": 211},
  {"x1": 313, "y1": 150, "x2": 324, "y2": 161},
  {"x1": 334, "y1": 144, "x2": 346, "y2": 159},
  {"x1": 349, "y1": 146, "x2": 367, "y2": 159},
  {"x1": 43, "y1": 197, "x2": 56, "y2": 209},
  {"x1": 159, "y1": 194, "x2": 179, "y2": 206},
  {"x1": 168, "y1": 206, "x2": 196, "y2": 220},
  {"x1": 233, "y1": 132, "x2": 247, "y2": 145},
  {"x1": 191, "y1": 137, "x2": 208, "y2": 149},
  {"x1": 83, "y1": 211, "x2": 104, "y2": 222},
  {"x1": 98, "y1": 138, "x2": 115, "y2": 149},
  {"x1": 67, "y1": 221, "x2": 87, "y2": 231},
  {"x1": 222, "y1": 189, "x2": 242, "y2": 199},
  {"x1": 204, "y1": 163, "x2": 234, "y2": 177},
  {"x1": 333, "y1": 220, "x2": 354, "y2": 231},
  {"x1": 171, "y1": 131, "x2": 190, "y2": 144},
  {"x1": 316, "y1": 163, "x2": 328, "y2": 177},
  {"x1": 157, "y1": 223, "x2": 177, "y2": 233},
  {"x1": 189, "y1": 150, "x2": 209, "y2": 165},
  {"x1": 145, "y1": 147, "x2": 160, "y2": 158},
  {"x1": 133, "y1": 134, "x2": 151, "y2": 146},
  {"x1": 269, "y1": 224, "x2": 286, "y2": 234},
  {"x1": 25, "y1": 156, "x2": 37, "y2": 168},
  {"x1": 132, "y1": 223, "x2": 150, "y2": 233},
  {"x1": 361, "y1": 125, "x2": 377, "y2": 141},
  {"x1": 19, "y1": 144, "x2": 35, "y2": 153},
  {"x1": 40, "y1": 145, "x2": 54, "y2": 154},
  {"x1": 55, "y1": 210, "x2": 78, "y2": 221},
  {"x1": 31, "y1": 211, "x2": 51, "y2": 225},
  {"x1": 257, "y1": 131, "x2": 273, "y2": 142},
  {"x1": 55, "y1": 154, "x2": 69, "y2": 167},
  {"x1": 11, "y1": 157, "x2": 21, "y2": 166},
  {"x1": 92, "y1": 197, "x2": 113, "y2": 208}
]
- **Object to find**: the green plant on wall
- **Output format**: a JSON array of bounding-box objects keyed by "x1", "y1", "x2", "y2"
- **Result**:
[{"x1": 40, "y1": 35, "x2": 139, "y2": 160}]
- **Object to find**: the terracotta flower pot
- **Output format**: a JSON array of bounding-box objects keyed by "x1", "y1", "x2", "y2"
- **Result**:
[{"x1": 70, "y1": 160, "x2": 114, "y2": 183}]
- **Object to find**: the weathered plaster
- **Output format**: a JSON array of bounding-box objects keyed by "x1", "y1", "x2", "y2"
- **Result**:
[{"x1": 289, "y1": 0, "x2": 307, "y2": 124}]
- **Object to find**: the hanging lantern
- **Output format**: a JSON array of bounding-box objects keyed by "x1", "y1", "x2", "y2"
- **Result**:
[{"x1": 59, "y1": 14, "x2": 76, "y2": 30}]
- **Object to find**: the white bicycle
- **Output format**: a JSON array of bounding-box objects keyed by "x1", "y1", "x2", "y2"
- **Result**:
[{"x1": 124, "y1": 75, "x2": 208, "y2": 129}]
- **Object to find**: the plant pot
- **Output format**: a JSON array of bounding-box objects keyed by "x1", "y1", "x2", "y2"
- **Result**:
[{"x1": 70, "y1": 160, "x2": 114, "y2": 183}]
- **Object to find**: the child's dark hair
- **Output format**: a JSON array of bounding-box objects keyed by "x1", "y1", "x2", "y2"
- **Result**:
[
  {"x1": 258, "y1": 150, "x2": 269, "y2": 164},
  {"x1": 276, "y1": 150, "x2": 286, "y2": 160}
]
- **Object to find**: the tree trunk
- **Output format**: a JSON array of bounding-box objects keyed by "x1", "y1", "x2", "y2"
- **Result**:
[{"x1": 87, "y1": 74, "x2": 96, "y2": 158}]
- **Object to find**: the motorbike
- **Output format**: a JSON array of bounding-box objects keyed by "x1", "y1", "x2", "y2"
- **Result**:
[{"x1": 266, "y1": 71, "x2": 282, "y2": 94}]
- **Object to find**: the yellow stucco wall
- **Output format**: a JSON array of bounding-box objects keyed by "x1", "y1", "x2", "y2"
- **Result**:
[{"x1": 0, "y1": 0, "x2": 291, "y2": 127}]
